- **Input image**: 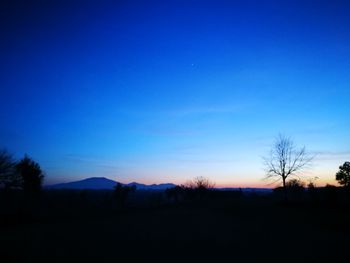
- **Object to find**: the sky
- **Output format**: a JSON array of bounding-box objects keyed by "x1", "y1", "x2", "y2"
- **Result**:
[{"x1": 1, "y1": 0, "x2": 349, "y2": 187}]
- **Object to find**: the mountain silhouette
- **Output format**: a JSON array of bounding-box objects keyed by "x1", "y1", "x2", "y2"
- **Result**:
[{"x1": 46, "y1": 177, "x2": 176, "y2": 190}]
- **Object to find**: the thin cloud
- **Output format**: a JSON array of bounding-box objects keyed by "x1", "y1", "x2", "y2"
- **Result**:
[
  {"x1": 118, "y1": 103, "x2": 252, "y2": 118},
  {"x1": 312, "y1": 151, "x2": 350, "y2": 161},
  {"x1": 64, "y1": 154, "x2": 120, "y2": 170},
  {"x1": 171, "y1": 158, "x2": 236, "y2": 164},
  {"x1": 164, "y1": 105, "x2": 250, "y2": 117}
]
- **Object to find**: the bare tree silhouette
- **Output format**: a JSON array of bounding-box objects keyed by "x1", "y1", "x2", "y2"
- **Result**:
[
  {"x1": 185, "y1": 176, "x2": 215, "y2": 190},
  {"x1": 0, "y1": 149, "x2": 21, "y2": 189},
  {"x1": 263, "y1": 135, "x2": 312, "y2": 200}
]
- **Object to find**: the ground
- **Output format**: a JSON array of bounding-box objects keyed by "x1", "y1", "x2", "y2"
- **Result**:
[{"x1": 1, "y1": 192, "x2": 349, "y2": 262}]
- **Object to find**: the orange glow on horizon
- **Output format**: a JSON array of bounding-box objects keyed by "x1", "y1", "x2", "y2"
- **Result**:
[{"x1": 116, "y1": 176, "x2": 339, "y2": 189}]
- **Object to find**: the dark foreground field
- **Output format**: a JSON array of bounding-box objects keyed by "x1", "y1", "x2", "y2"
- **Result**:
[{"x1": 1, "y1": 191, "x2": 349, "y2": 262}]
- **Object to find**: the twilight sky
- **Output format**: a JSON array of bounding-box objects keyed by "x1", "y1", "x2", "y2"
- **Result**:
[{"x1": 1, "y1": 0, "x2": 349, "y2": 187}]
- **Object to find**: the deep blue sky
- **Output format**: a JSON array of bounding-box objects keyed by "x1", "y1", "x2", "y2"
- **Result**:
[{"x1": 1, "y1": 0, "x2": 349, "y2": 186}]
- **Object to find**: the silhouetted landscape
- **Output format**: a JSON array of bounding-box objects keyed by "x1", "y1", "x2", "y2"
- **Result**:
[
  {"x1": 1, "y1": 0, "x2": 350, "y2": 262},
  {"x1": 1, "y1": 157, "x2": 350, "y2": 262}
]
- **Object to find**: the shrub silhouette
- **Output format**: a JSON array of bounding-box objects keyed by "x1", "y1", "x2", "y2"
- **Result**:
[
  {"x1": 286, "y1": 179, "x2": 305, "y2": 201},
  {"x1": 165, "y1": 185, "x2": 184, "y2": 202},
  {"x1": 114, "y1": 183, "x2": 136, "y2": 206},
  {"x1": 16, "y1": 155, "x2": 44, "y2": 196},
  {"x1": 285, "y1": 179, "x2": 305, "y2": 191},
  {"x1": 182, "y1": 176, "x2": 215, "y2": 200},
  {"x1": 185, "y1": 176, "x2": 215, "y2": 190},
  {"x1": 307, "y1": 181, "x2": 316, "y2": 190}
]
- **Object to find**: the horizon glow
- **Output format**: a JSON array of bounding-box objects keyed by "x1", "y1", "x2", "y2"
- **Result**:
[{"x1": 1, "y1": 1, "x2": 349, "y2": 187}]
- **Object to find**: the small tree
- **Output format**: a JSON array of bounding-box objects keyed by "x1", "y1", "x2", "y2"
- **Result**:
[
  {"x1": 16, "y1": 155, "x2": 44, "y2": 196},
  {"x1": 263, "y1": 135, "x2": 312, "y2": 200},
  {"x1": 335, "y1": 161, "x2": 350, "y2": 188}
]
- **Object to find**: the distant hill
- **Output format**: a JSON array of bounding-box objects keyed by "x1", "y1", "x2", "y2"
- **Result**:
[
  {"x1": 126, "y1": 182, "x2": 177, "y2": 190},
  {"x1": 46, "y1": 177, "x2": 177, "y2": 190}
]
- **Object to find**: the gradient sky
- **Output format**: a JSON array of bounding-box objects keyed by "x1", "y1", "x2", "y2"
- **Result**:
[{"x1": 1, "y1": 0, "x2": 349, "y2": 187}]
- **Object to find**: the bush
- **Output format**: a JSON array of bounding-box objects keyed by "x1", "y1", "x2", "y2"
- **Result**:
[{"x1": 114, "y1": 183, "x2": 136, "y2": 206}]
